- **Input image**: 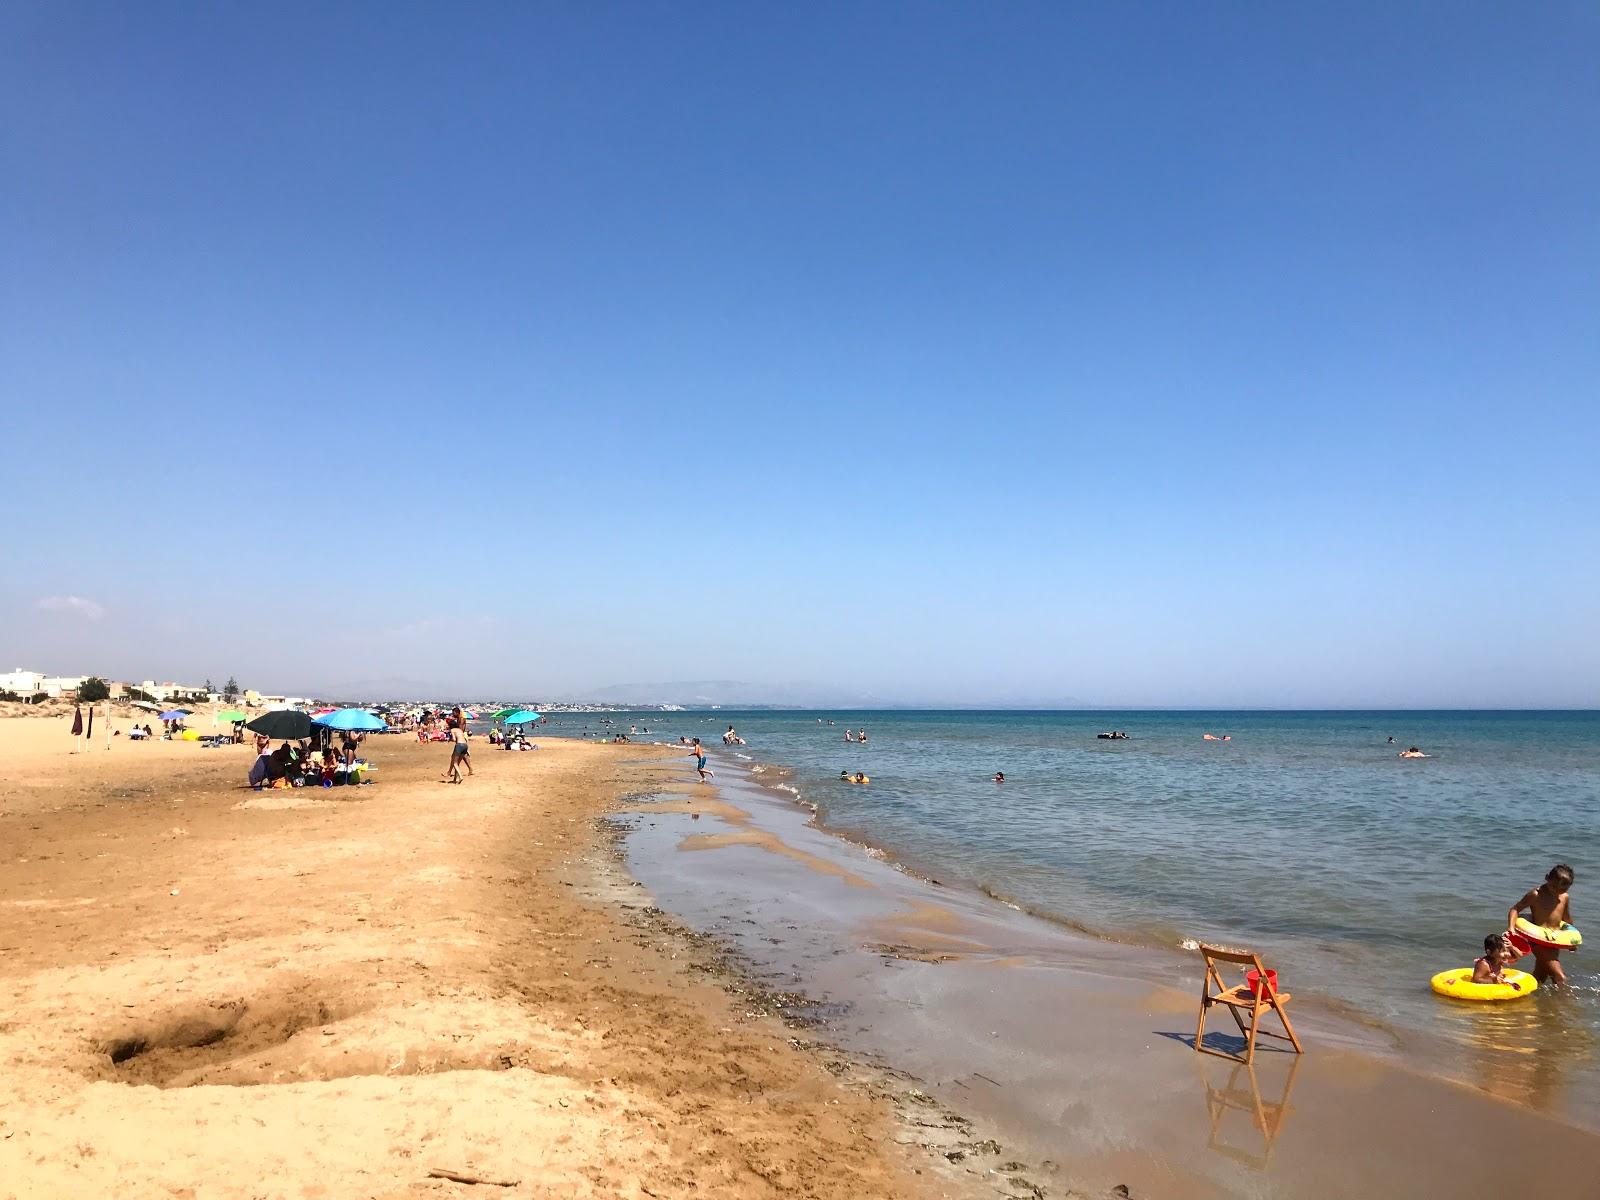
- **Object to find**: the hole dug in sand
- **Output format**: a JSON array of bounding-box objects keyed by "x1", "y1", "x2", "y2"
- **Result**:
[
  {"x1": 95, "y1": 985, "x2": 564, "y2": 1089},
  {"x1": 101, "y1": 1001, "x2": 251, "y2": 1081}
]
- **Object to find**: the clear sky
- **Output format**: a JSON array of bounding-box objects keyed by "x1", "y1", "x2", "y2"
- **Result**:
[{"x1": 3, "y1": 3, "x2": 1597, "y2": 706}]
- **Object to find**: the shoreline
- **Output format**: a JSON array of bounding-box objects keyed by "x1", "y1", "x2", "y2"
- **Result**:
[
  {"x1": 702, "y1": 729, "x2": 1599, "y2": 1126},
  {"x1": 0, "y1": 719, "x2": 984, "y2": 1199},
  {"x1": 614, "y1": 744, "x2": 1600, "y2": 1197},
  {"x1": 742, "y1": 753, "x2": 1424, "y2": 1054}
]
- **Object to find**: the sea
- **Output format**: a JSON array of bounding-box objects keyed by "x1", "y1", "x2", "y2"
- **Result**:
[{"x1": 546, "y1": 708, "x2": 1599, "y2": 1112}]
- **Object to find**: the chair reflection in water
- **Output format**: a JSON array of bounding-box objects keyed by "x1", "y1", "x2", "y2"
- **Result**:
[{"x1": 1203, "y1": 1054, "x2": 1302, "y2": 1168}]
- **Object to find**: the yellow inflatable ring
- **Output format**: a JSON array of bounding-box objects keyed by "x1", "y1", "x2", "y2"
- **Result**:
[
  {"x1": 843, "y1": 776, "x2": 870, "y2": 784},
  {"x1": 1430, "y1": 968, "x2": 1538, "y2": 1002},
  {"x1": 1515, "y1": 918, "x2": 1582, "y2": 949}
]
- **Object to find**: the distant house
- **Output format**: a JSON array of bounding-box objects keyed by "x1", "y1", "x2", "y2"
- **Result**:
[
  {"x1": 2, "y1": 669, "x2": 87, "y2": 698},
  {"x1": 1, "y1": 668, "x2": 45, "y2": 696},
  {"x1": 137, "y1": 680, "x2": 209, "y2": 702}
]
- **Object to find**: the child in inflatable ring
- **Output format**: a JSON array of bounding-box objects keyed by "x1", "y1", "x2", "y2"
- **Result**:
[{"x1": 1472, "y1": 933, "x2": 1521, "y2": 987}]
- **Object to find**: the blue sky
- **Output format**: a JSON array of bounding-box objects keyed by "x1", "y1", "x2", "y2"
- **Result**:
[{"x1": 3, "y1": 3, "x2": 1597, "y2": 705}]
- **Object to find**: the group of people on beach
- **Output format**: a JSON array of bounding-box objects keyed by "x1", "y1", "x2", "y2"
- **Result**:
[{"x1": 249, "y1": 728, "x2": 370, "y2": 790}]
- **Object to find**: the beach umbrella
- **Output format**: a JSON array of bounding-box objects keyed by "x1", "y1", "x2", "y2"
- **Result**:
[
  {"x1": 492, "y1": 707, "x2": 521, "y2": 720},
  {"x1": 158, "y1": 709, "x2": 191, "y2": 721},
  {"x1": 130, "y1": 700, "x2": 163, "y2": 712},
  {"x1": 503, "y1": 709, "x2": 541, "y2": 725},
  {"x1": 309, "y1": 706, "x2": 337, "y2": 716},
  {"x1": 216, "y1": 709, "x2": 247, "y2": 723},
  {"x1": 314, "y1": 708, "x2": 388, "y2": 732},
  {"x1": 245, "y1": 709, "x2": 312, "y2": 740}
]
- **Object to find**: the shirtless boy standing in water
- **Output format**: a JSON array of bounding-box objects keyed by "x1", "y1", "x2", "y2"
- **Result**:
[{"x1": 1508, "y1": 864, "x2": 1576, "y2": 984}]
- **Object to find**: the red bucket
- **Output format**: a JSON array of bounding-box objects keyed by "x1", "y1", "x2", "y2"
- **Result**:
[{"x1": 1245, "y1": 968, "x2": 1278, "y2": 996}]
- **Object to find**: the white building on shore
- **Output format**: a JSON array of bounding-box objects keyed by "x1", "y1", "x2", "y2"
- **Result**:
[
  {"x1": 136, "y1": 680, "x2": 209, "y2": 702},
  {"x1": 1, "y1": 668, "x2": 44, "y2": 695},
  {"x1": 1, "y1": 668, "x2": 87, "y2": 699}
]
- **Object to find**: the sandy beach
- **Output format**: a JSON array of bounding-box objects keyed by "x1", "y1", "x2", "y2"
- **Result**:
[
  {"x1": 6, "y1": 708, "x2": 1596, "y2": 1199},
  {"x1": 0, "y1": 716, "x2": 992, "y2": 1199}
]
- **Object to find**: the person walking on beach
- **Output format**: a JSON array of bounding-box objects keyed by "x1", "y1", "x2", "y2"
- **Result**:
[
  {"x1": 688, "y1": 737, "x2": 712, "y2": 783},
  {"x1": 445, "y1": 718, "x2": 473, "y2": 783}
]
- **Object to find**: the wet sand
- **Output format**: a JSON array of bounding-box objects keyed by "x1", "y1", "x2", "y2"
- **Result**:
[
  {"x1": 618, "y1": 755, "x2": 1600, "y2": 1198},
  {"x1": 0, "y1": 718, "x2": 971, "y2": 1199}
]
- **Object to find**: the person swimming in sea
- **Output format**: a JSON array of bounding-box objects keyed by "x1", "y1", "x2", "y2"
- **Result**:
[
  {"x1": 1398, "y1": 746, "x2": 1429, "y2": 758},
  {"x1": 993, "y1": 772, "x2": 1005, "y2": 783}
]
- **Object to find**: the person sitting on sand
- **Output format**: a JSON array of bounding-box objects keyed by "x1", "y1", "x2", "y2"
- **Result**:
[
  {"x1": 1508, "y1": 864, "x2": 1576, "y2": 985},
  {"x1": 1472, "y1": 932, "x2": 1522, "y2": 986}
]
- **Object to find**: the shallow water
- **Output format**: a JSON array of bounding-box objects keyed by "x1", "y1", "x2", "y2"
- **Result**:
[{"x1": 554, "y1": 709, "x2": 1599, "y2": 1114}]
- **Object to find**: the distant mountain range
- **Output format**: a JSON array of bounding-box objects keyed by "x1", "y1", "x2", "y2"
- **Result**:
[
  {"x1": 562, "y1": 680, "x2": 1095, "y2": 710},
  {"x1": 286, "y1": 675, "x2": 1094, "y2": 709}
]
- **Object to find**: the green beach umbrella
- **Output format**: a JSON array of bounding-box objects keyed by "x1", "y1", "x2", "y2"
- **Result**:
[
  {"x1": 493, "y1": 707, "x2": 522, "y2": 720},
  {"x1": 217, "y1": 709, "x2": 247, "y2": 723}
]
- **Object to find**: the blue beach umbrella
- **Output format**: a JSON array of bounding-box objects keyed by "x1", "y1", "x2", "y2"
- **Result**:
[
  {"x1": 314, "y1": 708, "x2": 388, "y2": 732},
  {"x1": 158, "y1": 709, "x2": 191, "y2": 721},
  {"x1": 502, "y1": 710, "x2": 541, "y2": 725}
]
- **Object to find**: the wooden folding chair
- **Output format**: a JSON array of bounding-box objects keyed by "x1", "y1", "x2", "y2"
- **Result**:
[{"x1": 1195, "y1": 944, "x2": 1303, "y2": 1064}]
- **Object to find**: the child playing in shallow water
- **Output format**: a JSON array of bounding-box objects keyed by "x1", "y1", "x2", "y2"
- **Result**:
[
  {"x1": 1508, "y1": 864, "x2": 1576, "y2": 985},
  {"x1": 1471, "y1": 932, "x2": 1521, "y2": 986}
]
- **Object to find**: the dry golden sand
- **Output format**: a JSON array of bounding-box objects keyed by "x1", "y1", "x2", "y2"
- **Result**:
[{"x1": 0, "y1": 717, "x2": 967, "y2": 1199}]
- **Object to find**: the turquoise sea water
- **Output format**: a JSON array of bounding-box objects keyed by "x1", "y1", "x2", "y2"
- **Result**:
[{"x1": 552, "y1": 709, "x2": 1599, "y2": 1109}]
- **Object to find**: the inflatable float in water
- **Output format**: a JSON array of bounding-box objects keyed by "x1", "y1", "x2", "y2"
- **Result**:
[
  {"x1": 1514, "y1": 918, "x2": 1582, "y2": 950},
  {"x1": 1430, "y1": 967, "x2": 1538, "y2": 1002}
]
